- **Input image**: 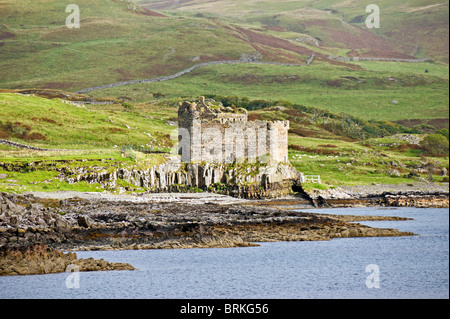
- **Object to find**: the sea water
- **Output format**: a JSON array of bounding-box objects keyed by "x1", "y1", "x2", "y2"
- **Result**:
[{"x1": 0, "y1": 207, "x2": 448, "y2": 299}]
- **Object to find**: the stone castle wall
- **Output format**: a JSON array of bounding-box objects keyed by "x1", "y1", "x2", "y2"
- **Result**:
[{"x1": 178, "y1": 98, "x2": 289, "y2": 164}]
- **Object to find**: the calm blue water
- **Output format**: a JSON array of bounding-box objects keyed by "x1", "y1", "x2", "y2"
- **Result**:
[{"x1": 0, "y1": 207, "x2": 448, "y2": 299}]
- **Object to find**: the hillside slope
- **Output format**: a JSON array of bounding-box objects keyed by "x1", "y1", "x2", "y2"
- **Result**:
[
  {"x1": 0, "y1": 0, "x2": 448, "y2": 126},
  {"x1": 0, "y1": 92, "x2": 448, "y2": 193},
  {"x1": 0, "y1": 0, "x2": 326, "y2": 91},
  {"x1": 138, "y1": 0, "x2": 449, "y2": 62},
  {"x1": 0, "y1": 91, "x2": 176, "y2": 150}
]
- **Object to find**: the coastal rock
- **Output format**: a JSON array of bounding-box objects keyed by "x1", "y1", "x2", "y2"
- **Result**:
[
  {"x1": 78, "y1": 215, "x2": 93, "y2": 228},
  {"x1": 304, "y1": 183, "x2": 449, "y2": 208},
  {"x1": 1, "y1": 157, "x2": 301, "y2": 199},
  {"x1": 0, "y1": 243, "x2": 134, "y2": 276},
  {"x1": 0, "y1": 191, "x2": 419, "y2": 255},
  {"x1": 115, "y1": 161, "x2": 302, "y2": 199},
  {"x1": 382, "y1": 194, "x2": 449, "y2": 208},
  {"x1": 0, "y1": 192, "x2": 75, "y2": 231}
]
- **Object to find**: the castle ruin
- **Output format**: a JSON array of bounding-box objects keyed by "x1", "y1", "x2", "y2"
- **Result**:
[{"x1": 178, "y1": 97, "x2": 289, "y2": 164}]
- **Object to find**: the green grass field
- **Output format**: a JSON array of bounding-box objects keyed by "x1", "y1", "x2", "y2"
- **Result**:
[
  {"x1": 288, "y1": 135, "x2": 448, "y2": 186},
  {"x1": 1, "y1": 0, "x2": 448, "y2": 124},
  {"x1": 87, "y1": 60, "x2": 449, "y2": 121},
  {"x1": 0, "y1": 93, "x2": 177, "y2": 150}
]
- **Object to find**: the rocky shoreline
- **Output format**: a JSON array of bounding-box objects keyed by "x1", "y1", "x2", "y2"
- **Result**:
[
  {"x1": 305, "y1": 182, "x2": 449, "y2": 208},
  {"x1": 1, "y1": 183, "x2": 447, "y2": 276},
  {"x1": 0, "y1": 189, "x2": 425, "y2": 276}
]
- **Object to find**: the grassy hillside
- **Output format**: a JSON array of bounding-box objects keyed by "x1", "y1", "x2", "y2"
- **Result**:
[
  {"x1": 0, "y1": 92, "x2": 176, "y2": 150},
  {"x1": 86, "y1": 60, "x2": 449, "y2": 122},
  {"x1": 1, "y1": 0, "x2": 448, "y2": 125},
  {"x1": 0, "y1": 0, "x2": 317, "y2": 91},
  {"x1": 0, "y1": 0, "x2": 448, "y2": 194},
  {"x1": 0, "y1": 92, "x2": 448, "y2": 194},
  {"x1": 0, "y1": 0, "x2": 251, "y2": 89},
  {"x1": 138, "y1": 0, "x2": 449, "y2": 62}
]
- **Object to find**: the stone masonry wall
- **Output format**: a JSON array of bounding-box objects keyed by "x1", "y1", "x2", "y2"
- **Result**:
[{"x1": 178, "y1": 98, "x2": 289, "y2": 164}]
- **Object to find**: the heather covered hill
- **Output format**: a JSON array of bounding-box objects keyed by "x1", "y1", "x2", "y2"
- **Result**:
[
  {"x1": 0, "y1": 0, "x2": 448, "y2": 161},
  {"x1": 138, "y1": 0, "x2": 449, "y2": 62},
  {"x1": 0, "y1": 0, "x2": 317, "y2": 91}
]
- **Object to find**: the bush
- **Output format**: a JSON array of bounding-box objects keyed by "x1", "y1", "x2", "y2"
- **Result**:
[
  {"x1": 0, "y1": 121, "x2": 47, "y2": 141},
  {"x1": 248, "y1": 113, "x2": 263, "y2": 121},
  {"x1": 205, "y1": 95, "x2": 416, "y2": 140},
  {"x1": 288, "y1": 144, "x2": 339, "y2": 155},
  {"x1": 289, "y1": 128, "x2": 317, "y2": 137},
  {"x1": 436, "y1": 129, "x2": 449, "y2": 140},
  {"x1": 122, "y1": 102, "x2": 135, "y2": 112},
  {"x1": 24, "y1": 132, "x2": 46, "y2": 140},
  {"x1": 0, "y1": 130, "x2": 10, "y2": 138},
  {"x1": 420, "y1": 134, "x2": 450, "y2": 156},
  {"x1": 152, "y1": 92, "x2": 165, "y2": 99}
]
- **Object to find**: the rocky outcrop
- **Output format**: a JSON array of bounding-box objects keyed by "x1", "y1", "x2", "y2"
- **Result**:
[
  {"x1": 0, "y1": 243, "x2": 134, "y2": 276},
  {"x1": 113, "y1": 161, "x2": 301, "y2": 198},
  {"x1": 0, "y1": 157, "x2": 302, "y2": 199},
  {"x1": 381, "y1": 194, "x2": 448, "y2": 208},
  {"x1": 305, "y1": 183, "x2": 449, "y2": 208},
  {"x1": 0, "y1": 192, "x2": 415, "y2": 254}
]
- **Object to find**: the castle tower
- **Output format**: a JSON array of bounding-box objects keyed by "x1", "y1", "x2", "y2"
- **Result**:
[
  {"x1": 178, "y1": 97, "x2": 289, "y2": 164},
  {"x1": 178, "y1": 101, "x2": 202, "y2": 163}
]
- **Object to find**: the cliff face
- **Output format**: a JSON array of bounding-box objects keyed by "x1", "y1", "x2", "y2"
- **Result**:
[
  {"x1": 0, "y1": 156, "x2": 303, "y2": 198},
  {"x1": 113, "y1": 159, "x2": 302, "y2": 198}
]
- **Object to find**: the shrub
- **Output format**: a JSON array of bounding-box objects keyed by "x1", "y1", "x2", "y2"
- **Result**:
[
  {"x1": 122, "y1": 102, "x2": 135, "y2": 112},
  {"x1": 248, "y1": 113, "x2": 262, "y2": 121},
  {"x1": 289, "y1": 128, "x2": 317, "y2": 137},
  {"x1": 396, "y1": 143, "x2": 424, "y2": 152},
  {"x1": 205, "y1": 95, "x2": 416, "y2": 140},
  {"x1": 152, "y1": 92, "x2": 165, "y2": 99},
  {"x1": 24, "y1": 132, "x2": 46, "y2": 140},
  {"x1": 420, "y1": 134, "x2": 450, "y2": 156},
  {"x1": 436, "y1": 129, "x2": 449, "y2": 140},
  {"x1": 0, "y1": 121, "x2": 45, "y2": 140},
  {"x1": 0, "y1": 130, "x2": 10, "y2": 138},
  {"x1": 318, "y1": 144, "x2": 338, "y2": 148},
  {"x1": 288, "y1": 144, "x2": 339, "y2": 155}
]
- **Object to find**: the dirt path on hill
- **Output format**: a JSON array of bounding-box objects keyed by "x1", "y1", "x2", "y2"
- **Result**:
[
  {"x1": 75, "y1": 51, "x2": 430, "y2": 94},
  {"x1": 75, "y1": 58, "x2": 314, "y2": 94}
]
